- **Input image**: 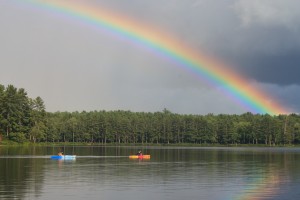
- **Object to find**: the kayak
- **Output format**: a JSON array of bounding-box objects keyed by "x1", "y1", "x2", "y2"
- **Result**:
[
  {"x1": 50, "y1": 155, "x2": 76, "y2": 160},
  {"x1": 129, "y1": 155, "x2": 150, "y2": 159}
]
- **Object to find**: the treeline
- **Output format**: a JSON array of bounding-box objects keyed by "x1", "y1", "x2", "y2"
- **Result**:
[
  {"x1": 0, "y1": 84, "x2": 46, "y2": 143},
  {"x1": 1, "y1": 84, "x2": 300, "y2": 145}
]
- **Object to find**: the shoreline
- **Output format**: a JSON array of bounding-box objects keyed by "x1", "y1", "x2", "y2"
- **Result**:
[{"x1": 1, "y1": 141, "x2": 299, "y2": 148}]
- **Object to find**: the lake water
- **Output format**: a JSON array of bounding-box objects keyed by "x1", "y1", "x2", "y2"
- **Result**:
[{"x1": 0, "y1": 146, "x2": 300, "y2": 200}]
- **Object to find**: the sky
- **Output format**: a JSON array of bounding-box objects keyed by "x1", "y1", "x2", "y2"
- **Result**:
[{"x1": 0, "y1": 0, "x2": 300, "y2": 114}]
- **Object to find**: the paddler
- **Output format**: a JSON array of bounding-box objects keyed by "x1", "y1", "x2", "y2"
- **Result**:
[
  {"x1": 58, "y1": 152, "x2": 63, "y2": 156},
  {"x1": 136, "y1": 150, "x2": 142, "y2": 156}
]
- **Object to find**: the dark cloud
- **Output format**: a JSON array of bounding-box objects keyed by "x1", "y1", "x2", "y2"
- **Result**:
[
  {"x1": 208, "y1": 5, "x2": 300, "y2": 86},
  {"x1": 235, "y1": 52, "x2": 300, "y2": 85}
]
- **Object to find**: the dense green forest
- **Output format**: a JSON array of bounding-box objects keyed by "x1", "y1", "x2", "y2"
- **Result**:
[{"x1": 1, "y1": 84, "x2": 300, "y2": 145}]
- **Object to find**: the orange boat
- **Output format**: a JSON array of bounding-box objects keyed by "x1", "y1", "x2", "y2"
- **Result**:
[{"x1": 129, "y1": 155, "x2": 150, "y2": 159}]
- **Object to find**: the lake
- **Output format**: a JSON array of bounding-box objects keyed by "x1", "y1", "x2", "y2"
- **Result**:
[{"x1": 0, "y1": 146, "x2": 300, "y2": 200}]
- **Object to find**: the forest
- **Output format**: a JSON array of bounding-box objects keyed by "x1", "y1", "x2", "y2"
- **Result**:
[{"x1": 1, "y1": 84, "x2": 300, "y2": 145}]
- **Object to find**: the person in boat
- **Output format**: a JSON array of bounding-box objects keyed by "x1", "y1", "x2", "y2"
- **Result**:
[
  {"x1": 136, "y1": 150, "x2": 143, "y2": 156},
  {"x1": 58, "y1": 152, "x2": 63, "y2": 156}
]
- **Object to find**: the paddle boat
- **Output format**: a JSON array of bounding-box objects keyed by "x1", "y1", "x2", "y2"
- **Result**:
[
  {"x1": 129, "y1": 155, "x2": 150, "y2": 159},
  {"x1": 50, "y1": 155, "x2": 76, "y2": 160}
]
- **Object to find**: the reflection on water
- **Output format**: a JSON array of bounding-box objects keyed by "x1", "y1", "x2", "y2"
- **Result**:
[{"x1": 0, "y1": 146, "x2": 299, "y2": 200}]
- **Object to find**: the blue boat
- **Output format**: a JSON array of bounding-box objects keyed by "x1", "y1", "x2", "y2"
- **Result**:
[{"x1": 50, "y1": 155, "x2": 76, "y2": 160}]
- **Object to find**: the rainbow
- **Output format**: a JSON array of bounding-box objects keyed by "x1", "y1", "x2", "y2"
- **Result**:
[
  {"x1": 20, "y1": 0, "x2": 288, "y2": 114},
  {"x1": 234, "y1": 173, "x2": 281, "y2": 200}
]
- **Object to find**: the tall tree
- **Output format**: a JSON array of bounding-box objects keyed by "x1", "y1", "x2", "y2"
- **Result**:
[
  {"x1": 0, "y1": 84, "x2": 5, "y2": 136},
  {"x1": 29, "y1": 96, "x2": 46, "y2": 142},
  {"x1": 2, "y1": 85, "x2": 18, "y2": 137}
]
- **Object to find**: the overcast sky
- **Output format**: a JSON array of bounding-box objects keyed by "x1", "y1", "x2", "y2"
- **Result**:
[{"x1": 1, "y1": 0, "x2": 299, "y2": 114}]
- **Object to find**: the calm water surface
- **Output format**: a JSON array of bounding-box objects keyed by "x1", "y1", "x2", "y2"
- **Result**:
[{"x1": 0, "y1": 146, "x2": 300, "y2": 200}]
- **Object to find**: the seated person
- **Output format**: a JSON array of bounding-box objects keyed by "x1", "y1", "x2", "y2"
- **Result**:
[{"x1": 136, "y1": 150, "x2": 142, "y2": 156}]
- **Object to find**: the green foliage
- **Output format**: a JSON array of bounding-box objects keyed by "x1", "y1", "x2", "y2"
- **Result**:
[
  {"x1": 2, "y1": 84, "x2": 300, "y2": 146},
  {"x1": 43, "y1": 110, "x2": 300, "y2": 146},
  {"x1": 9, "y1": 132, "x2": 27, "y2": 143},
  {"x1": 0, "y1": 84, "x2": 46, "y2": 143}
]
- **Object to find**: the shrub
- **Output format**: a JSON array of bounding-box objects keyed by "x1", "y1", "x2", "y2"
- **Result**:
[{"x1": 9, "y1": 132, "x2": 27, "y2": 143}]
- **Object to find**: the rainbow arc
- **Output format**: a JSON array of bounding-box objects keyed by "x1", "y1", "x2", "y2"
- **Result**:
[{"x1": 22, "y1": 0, "x2": 288, "y2": 115}]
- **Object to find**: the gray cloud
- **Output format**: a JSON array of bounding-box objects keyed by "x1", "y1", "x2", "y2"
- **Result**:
[
  {"x1": 218, "y1": 0, "x2": 300, "y2": 85},
  {"x1": 233, "y1": 0, "x2": 300, "y2": 29},
  {"x1": 214, "y1": 23, "x2": 300, "y2": 85},
  {"x1": 0, "y1": 0, "x2": 299, "y2": 114}
]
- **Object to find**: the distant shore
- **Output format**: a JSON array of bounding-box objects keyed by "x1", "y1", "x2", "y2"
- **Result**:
[{"x1": 1, "y1": 141, "x2": 299, "y2": 148}]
